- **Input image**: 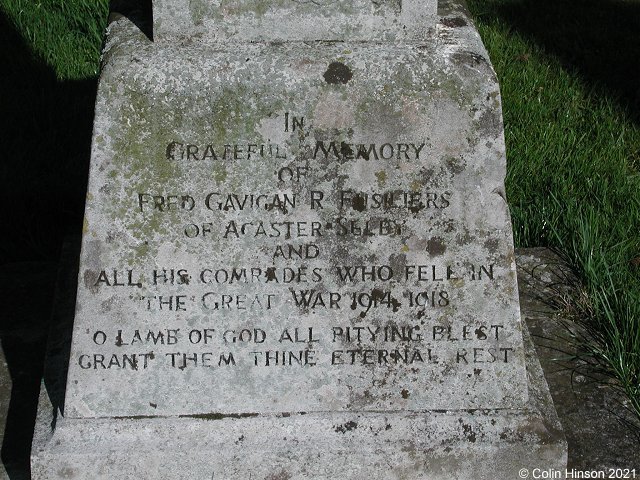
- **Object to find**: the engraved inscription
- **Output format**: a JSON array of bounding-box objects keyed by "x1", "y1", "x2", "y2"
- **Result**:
[{"x1": 70, "y1": 99, "x2": 526, "y2": 415}]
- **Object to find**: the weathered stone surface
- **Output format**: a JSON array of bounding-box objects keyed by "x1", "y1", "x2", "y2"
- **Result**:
[
  {"x1": 152, "y1": 0, "x2": 436, "y2": 42},
  {"x1": 31, "y1": 0, "x2": 567, "y2": 477},
  {"x1": 62, "y1": 4, "x2": 527, "y2": 419},
  {"x1": 31, "y1": 324, "x2": 566, "y2": 479}
]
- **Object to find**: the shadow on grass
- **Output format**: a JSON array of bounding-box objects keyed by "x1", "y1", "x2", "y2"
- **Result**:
[
  {"x1": 472, "y1": 0, "x2": 640, "y2": 123},
  {"x1": 0, "y1": 1, "x2": 153, "y2": 475},
  {"x1": 0, "y1": 262, "x2": 58, "y2": 480},
  {"x1": 0, "y1": 11, "x2": 97, "y2": 265},
  {"x1": 0, "y1": 8, "x2": 98, "y2": 479}
]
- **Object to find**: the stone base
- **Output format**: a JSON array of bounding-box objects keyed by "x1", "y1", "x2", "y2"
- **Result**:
[{"x1": 31, "y1": 325, "x2": 566, "y2": 479}]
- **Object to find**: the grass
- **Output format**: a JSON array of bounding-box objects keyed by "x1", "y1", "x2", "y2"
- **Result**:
[
  {"x1": 2, "y1": 0, "x2": 107, "y2": 80},
  {"x1": 0, "y1": 0, "x2": 639, "y2": 424},
  {"x1": 467, "y1": 0, "x2": 640, "y2": 423}
]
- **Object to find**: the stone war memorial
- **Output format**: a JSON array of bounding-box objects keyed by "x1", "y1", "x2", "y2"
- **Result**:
[{"x1": 31, "y1": 0, "x2": 567, "y2": 477}]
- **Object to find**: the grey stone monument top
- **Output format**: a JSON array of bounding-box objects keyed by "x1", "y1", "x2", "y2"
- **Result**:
[{"x1": 153, "y1": 0, "x2": 436, "y2": 41}]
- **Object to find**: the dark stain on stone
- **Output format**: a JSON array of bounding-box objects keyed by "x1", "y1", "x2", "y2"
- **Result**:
[
  {"x1": 84, "y1": 269, "x2": 99, "y2": 293},
  {"x1": 323, "y1": 61, "x2": 353, "y2": 84},
  {"x1": 389, "y1": 253, "x2": 407, "y2": 276},
  {"x1": 409, "y1": 203, "x2": 425, "y2": 214},
  {"x1": 446, "y1": 156, "x2": 465, "y2": 175},
  {"x1": 442, "y1": 16, "x2": 467, "y2": 27},
  {"x1": 456, "y1": 231, "x2": 473, "y2": 246},
  {"x1": 265, "y1": 470, "x2": 292, "y2": 480},
  {"x1": 340, "y1": 142, "x2": 354, "y2": 159},
  {"x1": 371, "y1": 288, "x2": 402, "y2": 312},
  {"x1": 451, "y1": 51, "x2": 488, "y2": 69},
  {"x1": 235, "y1": 435, "x2": 245, "y2": 445},
  {"x1": 57, "y1": 467, "x2": 77, "y2": 478},
  {"x1": 385, "y1": 423, "x2": 392, "y2": 430},
  {"x1": 101, "y1": 297, "x2": 115, "y2": 312},
  {"x1": 149, "y1": 402, "x2": 157, "y2": 408},
  {"x1": 474, "y1": 368, "x2": 482, "y2": 376},
  {"x1": 426, "y1": 237, "x2": 446, "y2": 256},
  {"x1": 401, "y1": 442, "x2": 416, "y2": 454},
  {"x1": 352, "y1": 193, "x2": 366, "y2": 212},
  {"x1": 443, "y1": 219, "x2": 455, "y2": 233},
  {"x1": 460, "y1": 421, "x2": 477, "y2": 442},
  {"x1": 479, "y1": 109, "x2": 501, "y2": 135},
  {"x1": 179, "y1": 412, "x2": 259, "y2": 420},
  {"x1": 422, "y1": 167, "x2": 435, "y2": 179},
  {"x1": 335, "y1": 420, "x2": 358, "y2": 433},
  {"x1": 391, "y1": 295, "x2": 402, "y2": 312},
  {"x1": 266, "y1": 267, "x2": 278, "y2": 282},
  {"x1": 401, "y1": 389, "x2": 410, "y2": 399}
]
